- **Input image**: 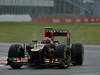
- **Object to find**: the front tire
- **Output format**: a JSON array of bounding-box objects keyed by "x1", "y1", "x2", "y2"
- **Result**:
[{"x1": 7, "y1": 44, "x2": 24, "y2": 69}]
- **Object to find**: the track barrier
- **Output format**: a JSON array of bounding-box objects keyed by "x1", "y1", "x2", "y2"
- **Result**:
[{"x1": 32, "y1": 17, "x2": 100, "y2": 23}]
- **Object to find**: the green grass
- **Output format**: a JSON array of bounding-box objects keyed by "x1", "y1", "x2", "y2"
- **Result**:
[{"x1": 0, "y1": 22, "x2": 100, "y2": 44}]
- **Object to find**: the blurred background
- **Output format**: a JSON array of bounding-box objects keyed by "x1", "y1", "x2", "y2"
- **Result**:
[
  {"x1": 0, "y1": 0, "x2": 100, "y2": 44},
  {"x1": 0, "y1": 0, "x2": 99, "y2": 18}
]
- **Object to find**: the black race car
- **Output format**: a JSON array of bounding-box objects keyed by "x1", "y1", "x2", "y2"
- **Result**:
[{"x1": 7, "y1": 27, "x2": 84, "y2": 69}]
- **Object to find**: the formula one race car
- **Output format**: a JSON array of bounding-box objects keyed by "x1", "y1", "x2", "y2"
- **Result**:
[{"x1": 7, "y1": 27, "x2": 84, "y2": 69}]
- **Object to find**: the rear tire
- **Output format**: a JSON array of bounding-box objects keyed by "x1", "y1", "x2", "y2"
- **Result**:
[
  {"x1": 7, "y1": 44, "x2": 24, "y2": 69},
  {"x1": 55, "y1": 45, "x2": 65, "y2": 58},
  {"x1": 55, "y1": 45, "x2": 70, "y2": 68},
  {"x1": 71, "y1": 43, "x2": 84, "y2": 65}
]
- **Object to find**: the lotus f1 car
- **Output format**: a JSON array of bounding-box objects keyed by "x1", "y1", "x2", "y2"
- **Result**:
[{"x1": 7, "y1": 27, "x2": 84, "y2": 69}]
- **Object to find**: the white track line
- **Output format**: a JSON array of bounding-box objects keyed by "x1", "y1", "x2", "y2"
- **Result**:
[
  {"x1": 0, "y1": 65, "x2": 6, "y2": 67},
  {"x1": 0, "y1": 56, "x2": 7, "y2": 65}
]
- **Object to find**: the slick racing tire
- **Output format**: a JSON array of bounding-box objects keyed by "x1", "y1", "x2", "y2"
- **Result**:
[
  {"x1": 55, "y1": 44, "x2": 70, "y2": 69},
  {"x1": 55, "y1": 44, "x2": 65, "y2": 58},
  {"x1": 71, "y1": 43, "x2": 84, "y2": 65},
  {"x1": 7, "y1": 44, "x2": 24, "y2": 69}
]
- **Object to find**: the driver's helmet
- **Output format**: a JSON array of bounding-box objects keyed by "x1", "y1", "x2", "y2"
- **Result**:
[
  {"x1": 42, "y1": 37, "x2": 51, "y2": 44},
  {"x1": 43, "y1": 37, "x2": 50, "y2": 40}
]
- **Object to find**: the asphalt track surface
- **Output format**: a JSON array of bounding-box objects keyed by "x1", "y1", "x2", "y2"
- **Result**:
[{"x1": 0, "y1": 43, "x2": 100, "y2": 75}]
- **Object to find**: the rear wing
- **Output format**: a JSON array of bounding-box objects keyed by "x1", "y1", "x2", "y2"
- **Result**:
[
  {"x1": 44, "y1": 27, "x2": 70, "y2": 46},
  {"x1": 44, "y1": 27, "x2": 70, "y2": 39},
  {"x1": 53, "y1": 29, "x2": 68, "y2": 36}
]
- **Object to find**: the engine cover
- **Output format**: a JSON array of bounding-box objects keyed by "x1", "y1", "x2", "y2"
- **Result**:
[{"x1": 31, "y1": 44, "x2": 45, "y2": 52}]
